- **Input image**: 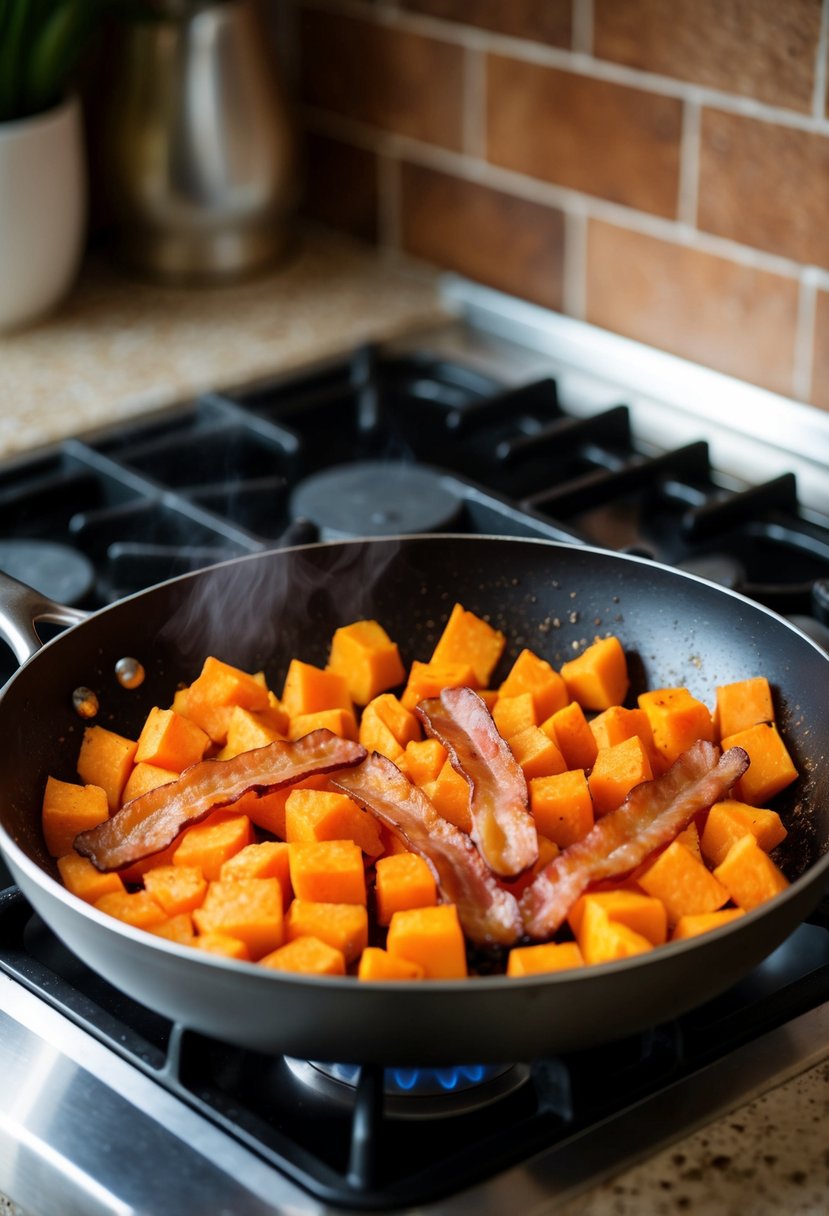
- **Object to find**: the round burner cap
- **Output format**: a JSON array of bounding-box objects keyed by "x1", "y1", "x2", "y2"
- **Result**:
[
  {"x1": 290, "y1": 462, "x2": 462, "y2": 540},
  {"x1": 0, "y1": 539, "x2": 95, "y2": 605}
]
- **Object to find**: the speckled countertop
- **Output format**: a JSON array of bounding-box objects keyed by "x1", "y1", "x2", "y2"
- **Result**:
[{"x1": 0, "y1": 235, "x2": 828, "y2": 1216}]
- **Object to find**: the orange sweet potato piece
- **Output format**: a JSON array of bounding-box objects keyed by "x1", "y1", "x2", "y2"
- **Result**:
[
  {"x1": 284, "y1": 788, "x2": 383, "y2": 857},
  {"x1": 422, "y1": 759, "x2": 472, "y2": 833},
  {"x1": 193, "y1": 877, "x2": 284, "y2": 959},
  {"x1": 529, "y1": 768, "x2": 594, "y2": 848},
  {"x1": 76, "y1": 726, "x2": 138, "y2": 812},
  {"x1": 281, "y1": 659, "x2": 353, "y2": 719},
  {"x1": 568, "y1": 889, "x2": 668, "y2": 946},
  {"x1": 179, "y1": 656, "x2": 270, "y2": 743},
  {"x1": 150, "y1": 912, "x2": 196, "y2": 946},
  {"x1": 358, "y1": 946, "x2": 425, "y2": 980},
  {"x1": 700, "y1": 800, "x2": 788, "y2": 867},
  {"x1": 574, "y1": 898, "x2": 654, "y2": 964},
  {"x1": 234, "y1": 774, "x2": 330, "y2": 840},
  {"x1": 590, "y1": 705, "x2": 656, "y2": 760},
  {"x1": 637, "y1": 839, "x2": 730, "y2": 925},
  {"x1": 122, "y1": 762, "x2": 179, "y2": 804},
  {"x1": 288, "y1": 707, "x2": 358, "y2": 742},
  {"x1": 498, "y1": 649, "x2": 569, "y2": 722},
  {"x1": 57, "y1": 851, "x2": 126, "y2": 904},
  {"x1": 398, "y1": 737, "x2": 446, "y2": 787},
  {"x1": 172, "y1": 811, "x2": 253, "y2": 880},
  {"x1": 430, "y1": 602, "x2": 506, "y2": 687},
  {"x1": 220, "y1": 840, "x2": 292, "y2": 906},
  {"x1": 386, "y1": 903, "x2": 468, "y2": 979},
  {"x1": 118, "y1": 837, "x2": 181, "y2": 884},
  {"x1": 94, "y1": 889, "x2": 167, "y2": 930},
  {"x1": 260, "y1": 935, "x2": 345, "y2": 975},
  {"x1": 358, "y1": 693, "x2": 420, "y2": 761},
  {"x1": 288, "y1": 839, "x2": 367, "y2": 904},
  {"x1": 492, "y1": 691, "x2": 537, "y2": 739},
  {"x1": 715, "y1": 676, "x2": 774, "y2": 738},
  {"x1": 720, "y1": 721, "x2": 798, "y2": 805},
  {"x1": 587, "y1": 735, "x2": 653, "y2": 816},
  {"x1": 560, "y1": 635, "x2": 629, "y2": 711},
  {"x1": 508, "y1": 725, "x2": 566, "y2": 780},
  {"x1": 541, "y1": 700, "x2": 598, "y2": 771},
  {"x1": 637, "y1": 687, "x2": 714, "y2": 766},
  {"x1": 42, "y1": 776, "x2": 109, "y2": 857},
  {"x1": 400, "y1": 660, "x2": 478, "y2": 711},
  {"x1": 713, "y1": 834, "x2": 790, "y2": 910},
  {"x1": 671, "y1": 908, "x2": 745, "y2": 940},
  {"x1": 327, "y1": 619, "x2": 406, "y2": 705},
  {"x1": 217, "y1": 704, "x2": 288, "y2": 759},
  {"x1": 143, "y1": 865, "x2": 208, "y2": 916},
  {"x1": 195, "y1": 933, "x2": 251, "y2": 960},
  {"x1": 285, "y1": 900, "x2": 368, "y2": 964},
  {"x1": 506, "y1": 941, "x2": 584, "y2": 976},
  {"x1": 374, "y1": 852, "x2": 438, "y2": 925},
  {"x1": 135, "y1": 706, "x2": 210, "y2": 773}
]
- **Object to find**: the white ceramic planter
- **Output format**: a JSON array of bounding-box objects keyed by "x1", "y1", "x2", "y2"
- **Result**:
[{"x1": 0, "y1": 96, "x2": 86, "y2": 332}]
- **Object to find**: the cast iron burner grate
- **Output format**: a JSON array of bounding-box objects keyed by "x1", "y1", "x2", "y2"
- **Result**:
[{"x1": 1, "y1": 886, "x2": 827, "y2": 1210}]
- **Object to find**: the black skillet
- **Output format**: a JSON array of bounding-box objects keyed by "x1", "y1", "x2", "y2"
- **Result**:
[{"x1": 0, "y1": 535, "x2": 827, "y2": 1065}]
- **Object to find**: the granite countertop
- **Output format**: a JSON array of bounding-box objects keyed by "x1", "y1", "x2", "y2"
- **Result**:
[{"x1": 1, "y1": 235, "x2": 828, "y2": 1216}]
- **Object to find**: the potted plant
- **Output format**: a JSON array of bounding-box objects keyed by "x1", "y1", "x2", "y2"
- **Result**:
[{"x1": 0, "y1": 1, "x2": 108, "y2": 331}]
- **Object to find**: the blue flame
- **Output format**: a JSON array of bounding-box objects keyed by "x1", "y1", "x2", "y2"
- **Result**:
[{"x1": 323, "y1": 1061, "x2": 499, "y2": 1096}]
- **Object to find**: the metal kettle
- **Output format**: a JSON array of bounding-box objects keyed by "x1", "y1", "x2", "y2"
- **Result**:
[{"x1": 104, "y1": 0, "x2": 296, "y2": 283}]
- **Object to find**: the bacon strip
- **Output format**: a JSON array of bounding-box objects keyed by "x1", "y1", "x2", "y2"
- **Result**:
[
  {"x1": 520, "y1": 741, "x2": 749, "y2": 940},
  {"x1": 416, "y1": 686, "x2": 538, "y2": 879},
  {"x1": 332, "y1": 751, "x2": 523, "y2": 947},
  {"x1": 75, "y1": 730, "x2": 367, "y2": 872}
]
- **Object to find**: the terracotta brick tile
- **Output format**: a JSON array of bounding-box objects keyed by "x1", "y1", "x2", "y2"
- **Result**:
[
  {"x1": 809, "y1": 292, "x2": 829, "y2": 410},
  {"x1": 486, "y1": 55, "x2": 682, "y2": 218},
  {"x1": 401, "y1": 0, "x2": 571, "y2": 48},
  {"x1": 594, "y1": 0, "x2": 820, "y2": 114},
  {"x1": 586, "y1": 221, "x2": 798, "y2": 396},
  {"x1": 298, "y1": 8, "x2": 464, "y2": 150},
  {"x1": 399, "y1": 162, "x2": 564, "y2": 309},
  {"x1": 301, "y1": 132, "x2": 380, "y2": 245},
  {"x1": 699, "y1": 110, "x2": 829, "y2": 271}
]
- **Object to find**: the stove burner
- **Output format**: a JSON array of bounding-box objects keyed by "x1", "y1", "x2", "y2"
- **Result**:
[
  {"x1": 285, "y1": 1058, "x2": 529, "y2": 1119},
  {"x1": 676, "y1": 552, "x2": 744, "y2": 589},
  {"x1": 0, "y1": 538, "x2": 94, "y2": 605},
  {"x1": 290, "y1": 461, "x2": 463, "y2": 540}
]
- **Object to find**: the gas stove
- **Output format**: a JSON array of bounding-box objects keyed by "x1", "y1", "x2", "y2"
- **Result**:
[{"x1": 1, "y1": 278, "x2": 829, "y2": 1216}]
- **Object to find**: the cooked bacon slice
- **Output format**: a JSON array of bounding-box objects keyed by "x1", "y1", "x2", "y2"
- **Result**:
[
  {"x1": 332, "y1": 751, "x2": 523, "y2": 947},
  {"x1": 416, "y1": 686, "x2": 537, "y2": 879},
  {"x1": 75, "y1": 731, "x2": 367, "y2": 872},
  {"x1": 520, "y1": 741, "x2": 749, "y2": 940}
]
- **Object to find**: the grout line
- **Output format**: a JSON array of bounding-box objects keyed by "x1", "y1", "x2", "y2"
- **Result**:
[
  {"x1": 571, "y1": 0, "x2": 593, "y2": 55},
  {"x1": 563, "y1": 209, "x2": 589, "y2": 320},
  {"x1": 677, "y1": 99, "x2": 701, "y2": 227},
  {"x1": 463, "y1": 44, "x2": 487, "y2": 159},
  {"x1": 794, "y1": 272, "x2": 819, "y2": 402},
  {"x1": 812, "y1": 0, "x2": 829, "y2": 118}
]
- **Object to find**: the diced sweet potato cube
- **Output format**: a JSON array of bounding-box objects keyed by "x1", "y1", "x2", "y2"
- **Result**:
[
  {"x1": 422, "y1": 759, "x2": 472, "y2": 833},
  {"x1": 57, "y1": 851, "x2": 125, "y2": 904},
  {"x1": 281, "y1": 659, "x2": 353, "y2": 719},
  {"x1": 193, "y1": 877, "x2": 284, "y2": 959},
  {"x1": 529, "y1": 768, "x2": 594, "y2": 847},
  {"x1": 498, "y1": 649, "x2": 569, "y2": 722},
  {"x1": 574, "y1": 898, "x2": 654, "y2": 964},
  {"x1": 285, "y1": 900, "x2": 368, "y2": 964},
  {"x1": 327, "y1": 619, "x2": 406, "y2": 705},
  {"x1": 122, "y1": 762, "x2": 179, "y2": 804},
  {"x1": 676, "y1": 820, "x2": 703, "y2": 861},
  {"x1": 195, "y1": 933, "x2": 251, "y2": 960},
  {"x1": 506, "y1": 941, "x2": 584, "y2": 976},
  {"x1": 217, "y1": 704, "x2": 288, "y2": 759},
  {"x1": 637, "y1": 839, "x2": 729, "y2": 924},
  {"x1": 179, "y1": 656, "x2": 270, "y2": 743},
  {"x1": 260, "y1": 935, "x2": 345, "y2": 975},
  {"x1": 637, "y1": 687, "x2": 714, "y2": 766},
  {"x1": 713, "y1": 834, "x2": 790, "y2": 910},
  {"x1": 720, "y1": 722, "x2": 798, "y2": 805},
  {"x1": 541, "y1": 700, "x2": 598, "y2": 771},
  {"x1": 375, "y1": 852, "x2": 438, "y2": 925},
  {"x1": 715, "y1": 676, "x2": 774, "y2": 738},
  {"x1": 95, "y1": 889, "x2": 167, "y2": 930},
  {"x1": 42, "y1": 776, "x2": 109, "y2": 857},
  {"x1": 150, "y1": 912, "x2": 196, "y2": 946},
  {"x1": 359, "y1": 693, "x2": 420, "y2": 760},
  {"x1": 671, "y1": 909, "x2": 745, "y2": 940},
  {"x1": 430, "y1": 603, "x2": 506, "y2": 687},
  {"x1": 288, "y1": 707, "x2": 358, "y2": 742},
  {"x1": 220, "y1": 841, "x2": 292, "y2": 906},
  {"x1": 588, "y1": 735, "x2": 653, "y2": 816},
  {"x1": 508, "y1": 725, "x2": 566, "y2": 780},
  {"x1": 172, "y1": 811, "x2": 253, "y2": 880},
  {"x1": 590, "y1": 705, "x2": 656, "y2": 759},
  {"x1": 386, "y1": 904, "x2": 467, "y2": 979},
  {"x1": 700, "y1": 800, "x2": 788, "y2": 867},
  {"x1": 285, "y1": 788, "x2": 383, "y2": 857},
  {"x1": 400, "y1": 660, "x2": 478, "y2": 711},
  {"x1": 288, "y1": 840, "x2": 367, "y2": 904},
  {"x1": 143, "y1": 865, "x2": 208, "y2": 916},
  {"x1": 492, "y1": 692, "x2": 537, "y2": 739},
  {"x1": 76, "y1": 726, "x2": 138, "y2": 811},
  {"x1": 234, "y1": 775, "x2": 330, "y2": 840},
  {"x1": 568, "y1": 890, "x2": 667, "y2": 946},
  {"x1": 358, "y1": 946, "x2": 425, "y2": 980},
  {"x1": 560, "y1": 635, "x2": 629, "y2": 711},
  {"x1": 119, "y1": 838, "x2": 181, "y2": 884},
  {"x1": 398, "y1": 738, "x2": 446, "y2": 787},
  {"x1": 135, "y1": 706, "x2": 210, "y2": 772}
]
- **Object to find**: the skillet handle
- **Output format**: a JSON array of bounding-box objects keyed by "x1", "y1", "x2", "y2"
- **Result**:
[{"x1": 0, "y1": 570, "x2": 90, "y2": 666}]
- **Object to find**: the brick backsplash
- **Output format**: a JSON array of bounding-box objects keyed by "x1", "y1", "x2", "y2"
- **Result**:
[{"x1": 285, "y1": 0, "x2": 829, "y2": 409}]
